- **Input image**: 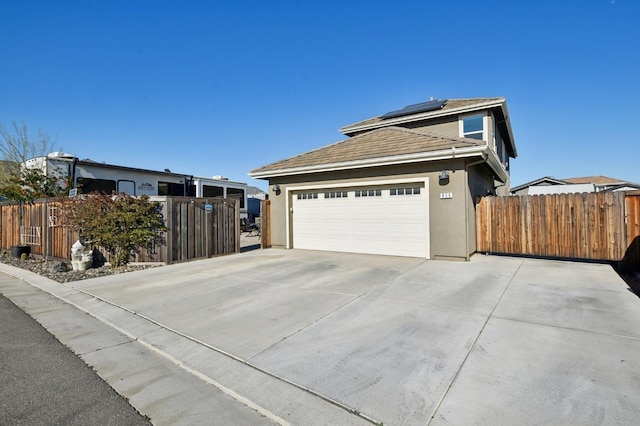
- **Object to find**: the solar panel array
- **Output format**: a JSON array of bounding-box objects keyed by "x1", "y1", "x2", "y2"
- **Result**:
[{"x1": 380, "y1": 99, "x2": 447, "y2": 119}]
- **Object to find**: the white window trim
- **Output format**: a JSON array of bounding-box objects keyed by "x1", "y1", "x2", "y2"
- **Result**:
[
  {"x1": 459, "y1": 113, "x2": 488, "y2": 143},
  {"x1": 285, "y1": 177, "x2": 430, "y2": 258}
]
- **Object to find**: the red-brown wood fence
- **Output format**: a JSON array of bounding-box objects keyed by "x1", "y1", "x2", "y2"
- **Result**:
[
  {"x1": 0, "y1": 196, "x2": 240, "y2": 264},
  {"x1": 623, "y1": 193, "x2": 640, "y2": 267},
  {"x1": 476, "y1": 191, "x2": 640, "y2": 262}
]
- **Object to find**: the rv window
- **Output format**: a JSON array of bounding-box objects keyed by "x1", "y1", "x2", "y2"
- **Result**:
[
  {"x1": 203, "y1": 185, "x2": 224, "y2": 198},
  {"x1": 227, "y1": 187, "x2": 245, "y2": 208},
  {"x1": 118, "y1": 180, "x2": 135, "y2": 196},
  {"x1": 159, "y1": 181, "x2": 186, "y2": 196},
  {"x1": 77, "y1": 178, "x2": 116, "y2": 194}
]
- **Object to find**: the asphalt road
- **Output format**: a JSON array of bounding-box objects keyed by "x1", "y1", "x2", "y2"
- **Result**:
[{"x1": 0, "y1": 293, "x2": 151, "y2": 426}]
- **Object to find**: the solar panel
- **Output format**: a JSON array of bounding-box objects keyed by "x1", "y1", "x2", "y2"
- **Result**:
[{"x1": 381, "y1": 99, "x2": 447, "y2": 119}]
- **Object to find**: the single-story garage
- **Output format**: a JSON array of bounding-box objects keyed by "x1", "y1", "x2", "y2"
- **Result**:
[{"x1": 250, "y1": 98, "x2": 517, "y2": 260}]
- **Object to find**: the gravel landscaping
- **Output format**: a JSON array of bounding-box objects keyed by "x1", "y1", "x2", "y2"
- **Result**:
[{"x1": 0, "y1": 252, "x2": 159, "y2": 283}]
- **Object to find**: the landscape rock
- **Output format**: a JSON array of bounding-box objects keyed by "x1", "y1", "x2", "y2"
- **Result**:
[{"x1": 0, "y1": 253, "x2": 158, "y2": 283}]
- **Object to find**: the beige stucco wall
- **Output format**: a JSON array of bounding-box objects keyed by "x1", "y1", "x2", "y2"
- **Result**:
[
  {"x1": 404, "y1": 115, "x2": 459, "y2": 136},
  {"x1": 263, "y1": 158, "x2": 496, "y2": 261}
]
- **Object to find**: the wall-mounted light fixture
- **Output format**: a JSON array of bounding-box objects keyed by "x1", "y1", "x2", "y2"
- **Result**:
[
  {"x1": 273, "y1": 184, "x2": 281, "y2": 195},
  {"x1": 439, "y1": 170, "x2": 449, "y2": 181}
]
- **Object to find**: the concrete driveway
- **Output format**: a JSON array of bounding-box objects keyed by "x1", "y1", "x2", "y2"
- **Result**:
[{"x1": 1, "y1": 249, "x2": 640, "y2": 425}]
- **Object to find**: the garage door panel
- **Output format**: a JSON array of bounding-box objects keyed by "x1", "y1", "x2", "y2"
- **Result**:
[{"x1": 292, "y1": 185, "x2": 429, "y2": 258}]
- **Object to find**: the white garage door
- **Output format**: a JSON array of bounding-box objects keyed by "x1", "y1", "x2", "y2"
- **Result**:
[{"x1": 292, "y1": 184, "x2": 428, "y2": 258}]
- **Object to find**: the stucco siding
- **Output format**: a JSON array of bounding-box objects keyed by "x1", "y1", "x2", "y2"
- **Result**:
[
  {"x1": 404, "y1": 116, "x2": 459, "y2": 137},
  {"x1": 429, "y1": 160, "x2": 467, "y2": 260},
  {"x1": 266, "y1": 160, "x2": 474, "y2": 260}
]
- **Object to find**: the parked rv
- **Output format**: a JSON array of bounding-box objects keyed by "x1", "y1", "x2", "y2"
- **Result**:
[{"x1": 24, "y1": 152, "x2": 248, "y2": 218}]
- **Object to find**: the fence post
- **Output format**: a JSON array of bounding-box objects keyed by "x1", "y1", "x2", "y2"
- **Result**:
[
  {"x1": 165, "y1": 197, "x2": 174, "y2": 265},
  {"x1": 235, "y1": 198, "x2": 240, "y2": 253},
  {"x1": 261, "y1": 200, "x2": 271, "y2": 249},
  {"x1": 43, "y1": 199, "x2": 48, "y2": 259}
]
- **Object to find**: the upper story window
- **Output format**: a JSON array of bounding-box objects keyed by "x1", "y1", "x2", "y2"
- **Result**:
[{"x1": 460, "y1": 114, "x2": 485, "y2": 141}]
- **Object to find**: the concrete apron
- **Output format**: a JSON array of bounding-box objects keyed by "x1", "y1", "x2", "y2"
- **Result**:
[{"x1": 1, "y1": 250, "x2": 640, "y2": 426}]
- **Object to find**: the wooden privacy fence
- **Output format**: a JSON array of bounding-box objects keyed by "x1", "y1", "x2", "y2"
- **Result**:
[
  {"x1": 159, "y1": 196, "x2": 239, "y2": 263},
  {"x1": 476, "y1": 191, "x2": 640, "y2": 262},
  {"x1": 0, "y1": 196, "x2": 240, "y2": 264}
]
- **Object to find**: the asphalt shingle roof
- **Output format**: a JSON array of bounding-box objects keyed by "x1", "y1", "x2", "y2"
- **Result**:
[
  {"x1": 250, "y1": 127, "x2": 484, "y2": 175},
  {"x1": 561, "y1": 176, "x2": 627, "y2": 185},
  {"x1": 340, "y1": 97, "x2": 505, "y2": 132}
]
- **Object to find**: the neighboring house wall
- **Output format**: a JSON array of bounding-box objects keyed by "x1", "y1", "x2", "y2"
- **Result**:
[
  {"x1": 528, "y1": 184, "x2": 595, "y2": 195},
  {"x1": 511, "y1": 176, "x2": 640, "y2": 196}
]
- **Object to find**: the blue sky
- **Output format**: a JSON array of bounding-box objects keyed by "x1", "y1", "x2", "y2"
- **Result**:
[{"x1": 2, "y1": 0, "x2": 638, "y2": 191}]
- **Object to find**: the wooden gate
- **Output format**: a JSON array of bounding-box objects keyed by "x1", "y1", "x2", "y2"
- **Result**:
[{"x1": 476, "y1": 192, "x2": 638, "y2": 262}]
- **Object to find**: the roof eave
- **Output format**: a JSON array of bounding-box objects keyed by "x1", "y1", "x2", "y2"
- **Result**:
[
  {"x1": 484, "y1": 148, "x2": 510, "y2": 183},
  {"x1": 498, "y1": 100, "x2": 518, "y2": 158},
  {"x1": 249, "y1": 145, "x2": 506, "y2": 180}
]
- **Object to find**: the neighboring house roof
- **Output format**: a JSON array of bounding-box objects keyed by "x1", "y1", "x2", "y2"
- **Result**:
[
  {"x1": 561, "y1": 175, "x2": 627, "y2": 185},
  {"x1": 247, "y1": 185, "x2": 266, "y2": 198},
  {"x1": 510, "y1": 176, "x2": 567, "y2": 193},
  {"x1": 338, "y1": 97, "x2": 516, "y2": 158},
  {"x1": 511, "y1": 175, "x2": 640, "y2": 194},
  {"x1": 250, "y1": 126, "x2": 508, "y2": 181}
]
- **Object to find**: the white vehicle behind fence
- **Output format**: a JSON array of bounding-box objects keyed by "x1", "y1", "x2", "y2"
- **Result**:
[{"x1": 24, "y1": 152, "x2": 248, "y2": 218}]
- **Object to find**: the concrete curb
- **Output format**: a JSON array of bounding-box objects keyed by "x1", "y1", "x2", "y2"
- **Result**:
[{"x1": 0, "y1": 263, "x2": 373, "y2": 425}]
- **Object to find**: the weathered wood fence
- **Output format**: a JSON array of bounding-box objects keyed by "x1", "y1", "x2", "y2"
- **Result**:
[
  {"x1": 476, "y1": 191, "x2": 640, "y2": 262},
  {"x1": 0, "y1": 196, "x2": 240, "y2": 264},
  {"x1": 260, "y1": 199, "x2": 271, "y2": 249}
]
